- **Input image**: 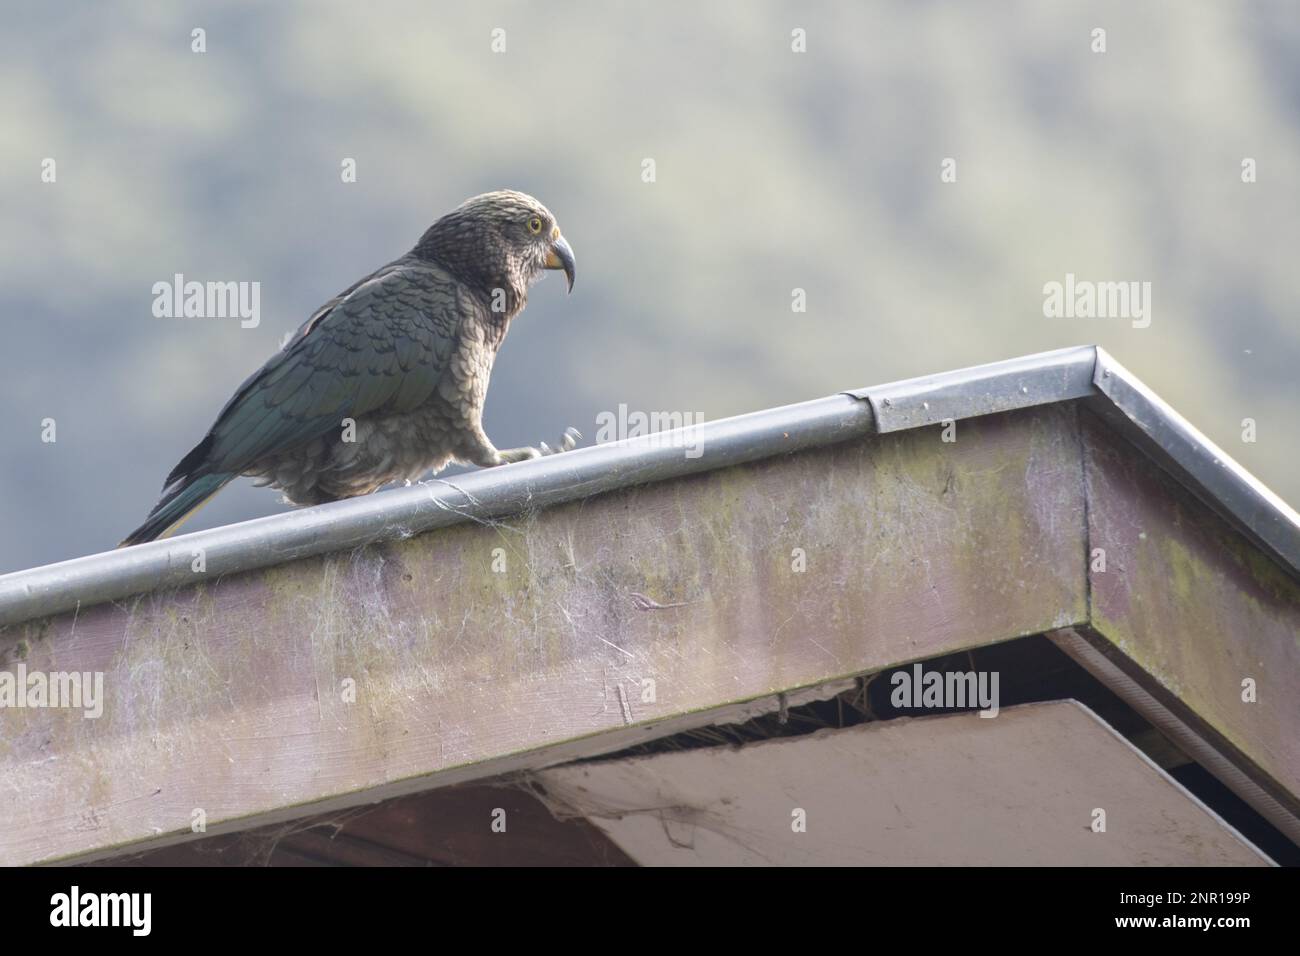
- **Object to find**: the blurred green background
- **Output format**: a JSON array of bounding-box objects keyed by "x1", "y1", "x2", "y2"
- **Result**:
[{"x1": 1, "y1": 0, "x2": 1296, "y2": 572}]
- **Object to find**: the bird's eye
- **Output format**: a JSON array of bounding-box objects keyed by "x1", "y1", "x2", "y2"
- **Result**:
[{"x1": 527, "y1": 216, "x2": 544, "y2": 235}]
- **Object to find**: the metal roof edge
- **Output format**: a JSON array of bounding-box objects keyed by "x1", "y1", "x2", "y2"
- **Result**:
[
  {"x1": 1090, "y1": 346, "x2": 1300, "y2": 574},
  {"x1": 0, "y1": 345, "x2": 1295, "y2": 629},
  {"x1": 857, "y1": 344, "x2": 1098, "y2": 432}
]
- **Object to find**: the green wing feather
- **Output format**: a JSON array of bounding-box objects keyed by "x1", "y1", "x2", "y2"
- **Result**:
[
  {"x1": 121, "y1": 256, "x2": 470, "y2": 545},
  {"x1": 207, "y1": 258, "x2": 465, "y2": 471}
]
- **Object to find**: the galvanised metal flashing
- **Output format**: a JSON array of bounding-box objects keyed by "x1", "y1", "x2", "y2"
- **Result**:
[
  {"x1": 0, "y1": 344, "x2": 1295, "y2": 628},
  {"x1": 1087, "y1": 347, "x2": 1299, "y2": 575},
  {"x1": 855, "y1": 344, "x2": 1098, "y2": 431}
]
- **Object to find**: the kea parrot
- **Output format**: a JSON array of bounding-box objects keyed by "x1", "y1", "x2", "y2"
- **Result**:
[{"x1": 122, "y1": 190, "x2": 578, "y2": 546}]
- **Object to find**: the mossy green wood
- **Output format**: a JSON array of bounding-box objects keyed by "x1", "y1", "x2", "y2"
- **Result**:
[{"x1": 1082, "y1": 413, "x2": 1300, "y2": 805}]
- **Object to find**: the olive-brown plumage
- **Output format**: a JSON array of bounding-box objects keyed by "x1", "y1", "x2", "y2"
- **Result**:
[{"x1": 122, "y1": 190, "x2": 576, "y2": 545}]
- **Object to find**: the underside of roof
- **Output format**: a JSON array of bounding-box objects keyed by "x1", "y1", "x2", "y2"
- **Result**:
[{"x1": 0, "y1": 345, "x2": 1296, "y2": 865}]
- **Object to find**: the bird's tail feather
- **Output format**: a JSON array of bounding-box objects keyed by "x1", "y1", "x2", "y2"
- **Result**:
[{"x1": 120, "y1": 472, "x2": 232, "y2": 547}]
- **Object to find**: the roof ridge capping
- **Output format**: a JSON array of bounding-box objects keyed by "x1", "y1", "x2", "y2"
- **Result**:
[{"x1": 0, "y1": 345, "x2": 1295, "y2": 628}]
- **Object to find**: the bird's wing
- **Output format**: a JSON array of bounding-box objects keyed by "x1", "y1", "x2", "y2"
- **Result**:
[{"x1": 200, "y1": 258, "x2": 471, "y2": 474}]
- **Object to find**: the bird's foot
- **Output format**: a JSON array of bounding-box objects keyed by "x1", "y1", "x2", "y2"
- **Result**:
[
  {"x1": 539, "y1": 426, "x2": 582, "y2": 456},
  {"x1": 494, "y1": 446, "x2": 541, "y2": 464},
  {"x1": 495, "y1": 427, "x2": 582, "y2": 464}
]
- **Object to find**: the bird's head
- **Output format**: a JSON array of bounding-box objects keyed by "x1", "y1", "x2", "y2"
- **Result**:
[{"x1": 414, "y1": 190, "x2": 575, "y2": 307}]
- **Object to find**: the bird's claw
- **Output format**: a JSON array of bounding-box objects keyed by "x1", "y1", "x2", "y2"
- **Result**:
[
  {"x1": 494, "y1": 428, "x2": 581, "y2": 465},
  {"x1": 539, "y1": 427, "x2": 582, "y2": 456}
]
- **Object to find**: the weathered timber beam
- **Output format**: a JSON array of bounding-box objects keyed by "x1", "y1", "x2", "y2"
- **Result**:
[
  {"x1": 0, "y1": 406, "x2": 1087, "y2": 864},
  {"x1": 1064, "y1": 411, "x2": 1300, "y2": 840}
]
